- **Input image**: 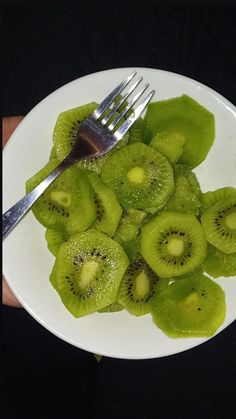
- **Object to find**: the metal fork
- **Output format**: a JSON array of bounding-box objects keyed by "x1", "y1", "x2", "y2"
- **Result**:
[{"x1": 2, "y1": 72, "x2": 155, "y2": 239}]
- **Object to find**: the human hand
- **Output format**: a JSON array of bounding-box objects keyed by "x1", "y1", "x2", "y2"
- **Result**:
[{"x1": 2, "y1": 116, "x2": 24, "y2": 307}]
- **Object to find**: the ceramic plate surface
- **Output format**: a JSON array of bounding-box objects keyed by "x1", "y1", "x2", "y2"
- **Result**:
[{"x1": 3, "y1": 67, "x2": 236, "y2": 359}]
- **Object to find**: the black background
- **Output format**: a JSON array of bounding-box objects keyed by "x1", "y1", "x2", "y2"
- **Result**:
[{"x1": 2, "y1": 6, "x2": 236, "y2": 419}]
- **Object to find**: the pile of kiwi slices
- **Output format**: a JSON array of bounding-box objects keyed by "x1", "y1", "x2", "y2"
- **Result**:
[{"x1": 26, "y1": 95, "x2": 236, "y2": 339}]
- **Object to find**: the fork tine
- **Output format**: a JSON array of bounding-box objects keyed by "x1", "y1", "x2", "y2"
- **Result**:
[
  {"x1": 92, "y1": 71, "x2": 137, "y2": 120},
  {"x1": 100, "y1": 77, "x2": 143, "y2": 125},
  {"x1": 113, "y1": 90, "x2": 155, "y2": 141},
  {"x1": 108, "y1": 83, "x2": 149, "y2": 131}
]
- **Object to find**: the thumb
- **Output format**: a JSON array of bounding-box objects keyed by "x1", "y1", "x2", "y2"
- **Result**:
[{"x1": 2, "y1": 116, "x2": 24, "y2": 147}]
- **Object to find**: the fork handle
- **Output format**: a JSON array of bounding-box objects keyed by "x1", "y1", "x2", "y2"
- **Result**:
[{"x1": 2, "y1": 156, "x2": 74, "y2": 240}]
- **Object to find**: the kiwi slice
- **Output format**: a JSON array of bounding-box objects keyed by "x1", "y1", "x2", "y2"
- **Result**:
[
  {"x1": 201, "y1": 187, "x2": 236, "y2": 212},
  {"x1": 114, "y1": 208, "x2": 147, "y2": 242},
  {"x1": 53, "y1": 102, "x2": 97, "y2": 161},
  {"x1": 118, "y1": 258, "x2": 159, "y2": 316},
  {"x1": 128, "y1": 117, "x2": 145, "y2": 144},
  {"x1": 53, "y1": 102, "x2": 129, "y2": 175},
  {"x1": 45, "y1": 228, "x2": 70, "y2": 256},
  {"x1": 120, "y1": 238, "x2": 140, "y2": 262},
  {"x1": 86, "y1": 171, "x2": 122, "y2": 237},
  {"x1": 98, "y1": 302, "x2": 124, "y2": 313},
  {"x1": 140, "y1": 212, "x2": 207, "y2": 278},
  {"x1": 165, "y1": 165, "x2": 201, "y2": 215},
  {"x1": 26, "y1": 159, "x2": 96, "y2": 234},
  {"x1": 149, "y1": 132, "x2": 185, "y2": 163},
  {"x1": 143, "y1": 95, "x2": 215, "y2": 168},
  {"x1": 101, "y1": 143, "x2": 174, "y2": 210},
  {"x1": 50, "y1": 229, "x2": 129, "y2": 317},
  {"x1": 49, "y1": 147, "x2": 57, "y2": 161},
  {"x1": 201, "y1": 197, "x2": 236, "y2": 253},
  {"x1": 151, "y1": 272, "x2": 226, "y2": 337},
  {"x1": 203, "y1": 244, "x2": 236, "y2": 278}
]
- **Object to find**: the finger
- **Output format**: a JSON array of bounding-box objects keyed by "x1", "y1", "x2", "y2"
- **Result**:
[
  {"x1": 2, "y1": 278, "x2": 22, "y2": 308},
  {"x1": 2, "y1": 116, "x2": 24, "y2": 147}
]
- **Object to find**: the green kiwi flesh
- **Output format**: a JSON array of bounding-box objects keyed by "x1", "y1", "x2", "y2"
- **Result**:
[
  {"x1": 114, "y1": 208, "x2": 147, "y2": 242},
  {"x1": 128, "y1": 117, "x2": 145, "y2": 144},
  {"x1": 203, "y1": 245, "x2": 236, "y2": 278},
  {"x1": 53, "y1": 102, "x2": 97, "y2": 161},
  {"x1": 45, "y1": 228, "x2": 70, "y2": 256},
  {"x1": 86, "y1": 171, "x2": 122, "y2": 236},
  {"x1": 118, "y1": 258, "x2": 159, "y2": 316},
  {"x1": 50, "y1": 229, "x2": 129, "y2": 317},
  {"x1": 151, "y1": 272, "x2": 226, "y2": 337},
  {"x1": 140, "y1": 212, "x2": 207, "y2": 278},
  {"x1": 98, "y1": 302, "x2": 124, "y2": 313},
  {"x1": 201, "y1": 197, "x2": 236, "y2": 253},
  {"x1": 26, "y1": 160, "x2": 96, "y2": 234},
  {"x1": 149, "y1": 132, "x2": 185, "y2": 163},
  {"x1": 201, "y1": 187, "x2": 236, "y2": 212},
  {"x1": 164, "y1": 165, "x2": 201, "y2": 215},
  {"x1": 101, "y1": 142, "x2": 174, "y2": 210},
  {"x1": 143, "y1": 95, "x2": 215, "y2": 168}
]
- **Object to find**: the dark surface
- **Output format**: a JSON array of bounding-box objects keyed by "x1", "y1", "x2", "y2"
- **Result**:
[{"x1": 2, "y1": 6, "x2": 236, "y2": 419}]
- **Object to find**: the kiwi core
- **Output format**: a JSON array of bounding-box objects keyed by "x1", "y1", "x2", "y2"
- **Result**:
[
  {"x1": 135, "y1": 271, "x2": 150, "y2": 297},
  {"x1": 225, "y1": 212, "x2": 236, "y2": 230},
  {"x1": 167, "y1": 238, "x2": 184, "y2": 256},
  {"x1": 180, "y1": 292, "x2": 200, "y2": 311},
  {"x1": 127, "y1": 167, "x2": 146, "y2": 184},
  {"x1": 50, "y1": 191, "x2": 71, "y2": 207},
  {"x1": 78, "y1": 260, "x2": 99, "y2": 290}
]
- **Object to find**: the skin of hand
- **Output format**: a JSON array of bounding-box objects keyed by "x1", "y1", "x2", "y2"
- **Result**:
[{"x1": 2, "y1": 116, "x2": 24, "y2": 307}]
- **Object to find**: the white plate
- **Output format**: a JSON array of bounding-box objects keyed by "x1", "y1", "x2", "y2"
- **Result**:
[{"x1": 3, "y1": 67, "x2": 236, "y2": 359}]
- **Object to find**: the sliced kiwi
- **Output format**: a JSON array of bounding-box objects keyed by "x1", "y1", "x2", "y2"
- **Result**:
[
  {"x1": 114, "y1": 208, "x2": 147, "y2": 242},
  {"x1": 203, "y1": 244, "x2": 236, "y2": 278},
  {"x1": 151, "y1": 272, "x2": 226, "y2": 337},
  {"x1": 101, "y1": 143, "x2": 174, "y2": 210},
  {"x1": 120, "y1": 238, "x2": 140, "y2": 262},
  {"x1": 86, "y1": 171, "x2": 122, "y2": 237},
  {"x1": 98, "y1": 302, "x2": 124, "y2": 313},
  {"x1": 53, "y1": 102, "x2": 97, "y2": 161},
  {"x1": 45, "y1": 228, "x2": 70, "y2": 256},
  {"x1": 143, "y1": 95, "x2": 215, "y2": 168},
  {"x1": 128, "y1": 117, "x2": 145, "y2": 144},
  {"x1": 118, "y1": 258, "x2": 159, "y2": 316},
  {"x1": 201, "y1": 187, "x2": 236, "y2": 212},
  {"x1": 26, "y1": 159, "x2": 96, "y2": 234},
  {"x1": 140, "y1": 212, "x2": 207, "y2": 278},
  {"x1": 165, "y1": 165, "x2": 201, "y2": 215},
  {"x1": 201, "y1": 197, "x2": 236, "y2": 253},
  {"x1": 50, "y1": 229, "x2": 129, "y2": 317},
  {"x1": 149, "y1": 132, "x2": 186, "y2": 163}
]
